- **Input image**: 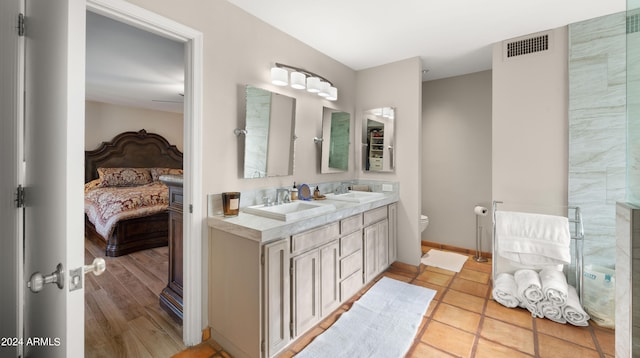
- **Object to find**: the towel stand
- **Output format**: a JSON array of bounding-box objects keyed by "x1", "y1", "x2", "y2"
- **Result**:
[{"x1": 492, "y1": 200, "x2": 585, "y2": 302}]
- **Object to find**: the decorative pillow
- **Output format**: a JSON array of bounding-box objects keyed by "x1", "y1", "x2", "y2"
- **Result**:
[
  {"x1": 97, "y1": 167, "x2": 152, "y2": 187},
  {"x1": 149, "y1": 167, "x2": 184, "y2": 181},
  {"x1": 84, "y1": 178, "x2": 102, "y2": 193}
]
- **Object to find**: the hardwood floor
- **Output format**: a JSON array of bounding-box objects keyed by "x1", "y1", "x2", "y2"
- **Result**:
[{"x1": 84, "y1": 238, "x2": 184, "y2": 357}]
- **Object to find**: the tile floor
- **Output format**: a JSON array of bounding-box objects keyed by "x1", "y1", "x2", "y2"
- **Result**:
[{"x1": 174, "y1": 244, "x2": 615, "y2": 358}]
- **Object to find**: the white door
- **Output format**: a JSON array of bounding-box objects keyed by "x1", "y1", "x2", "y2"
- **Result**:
[{"x1": 22, "y1": 0, "x2": 86, "y2": 356}]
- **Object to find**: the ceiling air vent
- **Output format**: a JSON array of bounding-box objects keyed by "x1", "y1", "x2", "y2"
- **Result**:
[
  {"x1": 628, "y1": 13, "x2": 640, "y2": 34},
  {"x1": 505, "y1": 34, "x2": 549, "y2": 59}
]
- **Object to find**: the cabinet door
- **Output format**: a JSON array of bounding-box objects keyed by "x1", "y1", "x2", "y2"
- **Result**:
[
  {"x1": 388, "y1": 203, "x2": 397, "y2": 263},
  {"x1": 319, "y1": 241, "x2": 340, "y2": 316},
  {"x1": 264, "y1": 239, "x2": 290, "y2": 357},
  {"x1": 363, "y1": 224, "x2": 378, "y2": 283},
  {"x1": 376, "y1": 220, "x2": 389, "y2": 273},
  {"x1": 292, "y1": 249, "x2": 320, "y2": 337}
]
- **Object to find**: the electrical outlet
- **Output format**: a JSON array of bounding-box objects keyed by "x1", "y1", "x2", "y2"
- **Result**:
[{"x1": 382, "y1": 184, "x2": 393, "y2": 192}]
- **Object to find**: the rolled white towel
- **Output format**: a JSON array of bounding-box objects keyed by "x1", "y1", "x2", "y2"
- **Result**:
[
  {"x1": 539, "y1": 268, "x2": 568, "y2": 306},
  {"x1": 492, "y1": 273, "x2": 521, "y2": 308},
  {"x1": 514, "y1": 269, "x2": 544, "y2": 304},
  {"x1": 537, "y1": 299, "x2": 566, "y2": 324},
  {"x1": 519, "y1": 299, "x2": 544, "y2": 318},
  {"x1": 563, "y1": 285, "x2": 590, "y2": 326}
]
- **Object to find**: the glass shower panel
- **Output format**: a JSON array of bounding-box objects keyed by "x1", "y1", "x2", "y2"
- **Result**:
[{"x1": 628, "y1": 2, "x2": 640, "y2": 204}]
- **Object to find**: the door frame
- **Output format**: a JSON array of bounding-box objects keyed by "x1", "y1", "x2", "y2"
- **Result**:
[
  {"x1": 0, "y1": 0, "x2": 24, "y2": 356},
  {"x1": 86, "y1": 0, "x2": 204, "y2": 346}
]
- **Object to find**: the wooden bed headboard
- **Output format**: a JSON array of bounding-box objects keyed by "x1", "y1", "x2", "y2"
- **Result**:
[{"x1": 85, "y1": 129, "x2": 183, "y2": 182}]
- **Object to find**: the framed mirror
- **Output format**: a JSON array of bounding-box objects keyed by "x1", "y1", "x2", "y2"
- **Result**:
[
  {"x1": 239, "y1": 85, "x2": 296, "y2": 178},
  {"x1": 321, "y1": 107, "x2": 351, "y2": 173},
  {"x1": 362, "y1": 107, "x2": 395, "y2": 172}
]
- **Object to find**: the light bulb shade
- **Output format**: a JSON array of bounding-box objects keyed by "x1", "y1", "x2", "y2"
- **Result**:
[
  {"x1": 306, "y1": 77, "x2": 321, "y2": 93},
  {"x1": 326, "y1": 86, "x2": 338, "y2": 101},
  {"x1": 271, "y1": 67, "x2": 288, "y2": 86},
  {"x1": 290, "y1": 72, "x2": 306, "y2": 89},
  {"x1": 318, "y1": 81, "x2": 330, "y2": 97}
]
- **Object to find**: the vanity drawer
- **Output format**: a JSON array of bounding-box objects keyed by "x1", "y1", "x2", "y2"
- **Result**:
[
  {"x1": 340, "y1": 250, "x2": 362, "y2": 279},
  {"x1": 340, "y1": 214, "x2": 362, "y2": 235},
  {"x1": 363, "y1": 206, "x2": 388, "y2": 226},
  {"x1": 340, "y1": 270, "x2": 363, "y2": 302},
  {"x1": 340, "y1": 231, "x2": 361, "y2": 257},
  {"x1": 291, "y1": 222, "x2": 339, "y2": 255}
]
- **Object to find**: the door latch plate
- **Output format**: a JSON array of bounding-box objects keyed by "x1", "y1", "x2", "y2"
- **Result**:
[{"x1": 69, "y1": 267, "x2": 83, "y2": 292}]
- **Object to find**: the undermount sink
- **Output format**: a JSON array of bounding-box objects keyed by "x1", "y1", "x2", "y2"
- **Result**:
[
  {"x1": 325, "y1": 191, "x2": 385, "y2": 203},
  {"x1": 243, "y1": 201, "x2": 336, "y2": 221}
]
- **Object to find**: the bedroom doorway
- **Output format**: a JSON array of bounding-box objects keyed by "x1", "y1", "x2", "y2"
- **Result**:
[{"x1": 85, "y1": 0, "x2": 203, "y2": 351}]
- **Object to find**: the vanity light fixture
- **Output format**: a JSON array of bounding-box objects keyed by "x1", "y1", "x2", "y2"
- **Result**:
[
  {"x1": 318, "y1": 81, "x2": 331, "y2": 97},
  {"x1": 270, "y1": 62, "x2": 338, "y2": 101},
  {"x1": 271, "y1": 67, "x2": 288, "y2": 86},
  {"x1": 306, "y1": 77, "x2": 322, "y2": 93},
  {"x1": 290, "y1": 71, "x2": 306, "y2": 89}
]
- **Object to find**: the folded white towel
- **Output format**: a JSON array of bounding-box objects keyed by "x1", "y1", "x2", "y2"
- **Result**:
[
  {"x1": 539, "y1": 268, "x2": 568, "y2": 306},
  {"x1": 537, "y1": 299, "x2": 566, "y2": 324},
  {"x1": 563, "y1": 285, "x2": 590, "y2": 326},
  {"x1": 492, "y1": 273, "x2": 521, "y2": 308},
  {"x1": 496, "y1": 211, "x2": 571, "y2": 266}
]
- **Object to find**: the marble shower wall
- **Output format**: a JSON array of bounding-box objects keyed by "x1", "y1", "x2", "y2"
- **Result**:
[{"x1": 569, "y1": 12, "x2": 626, "y2": 268}]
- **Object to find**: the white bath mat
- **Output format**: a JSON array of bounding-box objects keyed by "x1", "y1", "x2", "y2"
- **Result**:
[
  {"x1": 421, "y1": 249, "x2": 468, "y2": 272},
  {"x1": 296, "y1": 277, "x2": 436, "y2": 358}
]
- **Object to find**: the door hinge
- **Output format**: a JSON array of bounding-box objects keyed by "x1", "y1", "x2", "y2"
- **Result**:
[
  {"x1": 261, "y1": 340, "x2": 265, "y2": 353},
  {"x1": 189, "y1": 204, "x2": 193, "y2": 214},
  {"x1": 15, "y1": 185, "x2": 25, "y2": 208},
  {"x1": 261, "y1": 253, "x2": 264, "y2": 265},
  {"x1": 17, "y1": 13, "x2": 25, "y2": 37},
  {"x1": 290, "y1": 321, "x2": 294, "y2": 338}
]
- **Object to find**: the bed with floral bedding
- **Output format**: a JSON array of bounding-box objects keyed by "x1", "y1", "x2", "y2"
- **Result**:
[{"x1": 84, "y1": 130, "x2": 183, "y2": 257}]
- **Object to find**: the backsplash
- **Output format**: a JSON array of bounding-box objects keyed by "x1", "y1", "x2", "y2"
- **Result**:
[{"x1": 207, "y1": 179, "x2": 399, "y2": 217}]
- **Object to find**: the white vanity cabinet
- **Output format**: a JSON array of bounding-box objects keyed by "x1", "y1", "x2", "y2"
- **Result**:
[
  {"x1": 290, "y1": 222, "x2": 340, "y2": 338},
  {"x1": 208, "y1": 200, "x2": 397, "y2": 358},
  {"x1": 338, "y1": 214, "x2": 364, "y2": 300},
  {"x1": 363, "y1": 206, "x2": 390, "y2": 283},
  {"x1": 263, "y1": 239, "x2": 290, "y2": 357},
  {"x1": 388, "y1": 203, "x2": 398, "y2": 263}
]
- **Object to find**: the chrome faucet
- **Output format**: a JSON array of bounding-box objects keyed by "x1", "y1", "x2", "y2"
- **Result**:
[
  {"x1": 334, "y1": 183, "x2": 349, "y2": 195},
  {"x1": 275, "y1": 188, "x2": 290, "y2": 205}
]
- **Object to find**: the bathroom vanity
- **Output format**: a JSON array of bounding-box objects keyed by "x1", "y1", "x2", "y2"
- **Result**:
[{"x1": 207, "y1": 191, "x2": 398, "y2": 358}]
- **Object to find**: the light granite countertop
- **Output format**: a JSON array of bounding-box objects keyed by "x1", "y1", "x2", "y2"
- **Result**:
[{"x1": 207, "y1": 191, "x2": 399, "y2": 244}]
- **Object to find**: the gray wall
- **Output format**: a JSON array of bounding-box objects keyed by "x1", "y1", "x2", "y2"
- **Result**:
[
  {"x1": 421, "y1": 71, "x2": 493, "y2": 252},
  {"x1": 492, "y1": 27, "x2": 569, "y2": 210},
  {"x1": 85, "y1": 100, "x2": 184, "y2": 151},
  {"x1": 356, "y1": 57, "x2": 424, "y2": 266}
]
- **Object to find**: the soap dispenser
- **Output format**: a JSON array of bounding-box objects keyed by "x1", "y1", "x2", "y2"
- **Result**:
[{"x1": 291, "y1": 182, "x2": 298, "y2": 201}]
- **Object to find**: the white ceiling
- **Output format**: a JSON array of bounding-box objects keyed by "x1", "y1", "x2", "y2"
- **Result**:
[
  {"x1": 86, "y1": 2, "x2": 627, "y2": 113},
  {"x1": 226, "y1": 0, "x2": 626, "y2": 81}
]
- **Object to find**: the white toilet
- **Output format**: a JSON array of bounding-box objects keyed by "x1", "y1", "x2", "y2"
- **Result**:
[{"x1": 420, "y1": 214, "x2": 429, "y2": 233}]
